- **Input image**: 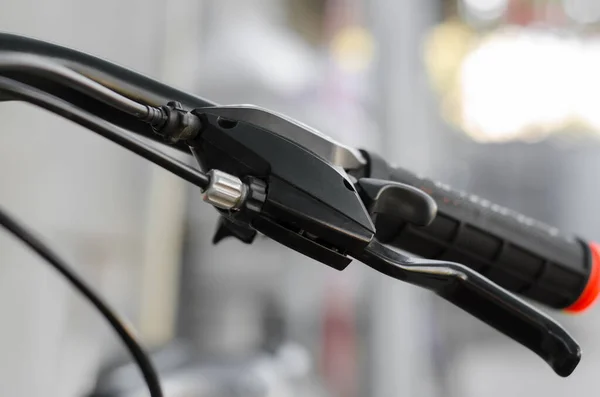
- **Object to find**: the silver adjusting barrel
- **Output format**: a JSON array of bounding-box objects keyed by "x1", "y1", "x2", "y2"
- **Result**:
[{"x1": 202, "y1": 169, "x2": 248, "y2": 210}]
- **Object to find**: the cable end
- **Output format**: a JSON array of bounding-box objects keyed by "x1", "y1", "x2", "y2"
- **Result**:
[{"x1": 148, "y1": 101, "x2": 202, "y2": 143}]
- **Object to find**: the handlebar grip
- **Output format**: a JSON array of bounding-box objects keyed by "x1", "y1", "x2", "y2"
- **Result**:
[{"x1": 363, "y1": 152, "x2": 600, "y2": 311}]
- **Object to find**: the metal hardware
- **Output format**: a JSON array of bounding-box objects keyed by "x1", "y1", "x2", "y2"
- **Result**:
[{"x1": 202, "y1": 169, "x2": 248, "y2": 210}]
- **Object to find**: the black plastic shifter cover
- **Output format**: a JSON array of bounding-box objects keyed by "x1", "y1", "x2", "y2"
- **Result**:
[{"x1": 189, "y1": 109, "x2": 375, "y2": 268}]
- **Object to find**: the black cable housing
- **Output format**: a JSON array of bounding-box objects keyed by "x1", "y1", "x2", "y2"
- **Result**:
[
  {"x1": 0, "y1": 206, "x2": 164, "y2": 397},
  {"x1": 0, "y1": 52, "x2": 158, "y2": 119}
]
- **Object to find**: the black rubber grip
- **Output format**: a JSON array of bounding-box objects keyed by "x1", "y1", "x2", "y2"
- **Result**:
[{"x1": 365, "y1": 155, "x2": 592, "y2": 309}]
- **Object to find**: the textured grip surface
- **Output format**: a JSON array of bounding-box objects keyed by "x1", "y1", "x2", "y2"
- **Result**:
[{"x1": 374, "y1": 166, "x2": 591, "y2": 309}]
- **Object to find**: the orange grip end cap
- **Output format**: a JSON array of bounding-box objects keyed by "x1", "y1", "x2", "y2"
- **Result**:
[{"x1": 565, "y1": 242, "x2": 600, "y2": 314}]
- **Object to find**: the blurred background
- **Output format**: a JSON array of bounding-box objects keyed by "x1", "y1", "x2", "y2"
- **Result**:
[{"x1": 1, "y1": 0, "x2": 600, "y2": 396}]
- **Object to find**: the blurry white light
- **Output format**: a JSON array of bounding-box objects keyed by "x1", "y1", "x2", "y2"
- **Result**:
[
  {"x1": 563, "y1": 0, "x2": 600, "y2": 25},
  {"x1": 578, "y1": 41, "x2": 600, "y2": 127},
  {"x1": 459, "y1": 29, "x2": 600, "y2": 142},
  {"x1": 463, "y1": 0, "x2": 508, "y2": 20}
]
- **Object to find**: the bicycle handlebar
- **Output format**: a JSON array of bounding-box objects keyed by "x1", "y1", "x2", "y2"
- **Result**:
[{"x1": 0, "y1": 31, "x2": 593, "y2": 378}]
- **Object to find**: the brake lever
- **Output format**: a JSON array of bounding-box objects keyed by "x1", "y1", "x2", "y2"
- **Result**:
[
  {"x1": 353, "y1": 177, "x2": 581, "y2": 376},
  {"x1": 356, "y1": 239, "x2": 581, "y2": 377}
]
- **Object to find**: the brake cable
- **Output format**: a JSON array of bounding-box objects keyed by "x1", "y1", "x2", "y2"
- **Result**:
[{"x1": 0, "y1": 206, "x2": 164, "y2": 397}]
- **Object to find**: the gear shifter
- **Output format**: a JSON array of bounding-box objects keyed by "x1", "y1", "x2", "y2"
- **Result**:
[
  {"x1": 357, "y1": 178, "x2": 438, "y2": 227},
  {"x1": 181, "y1": 105, "x2": 582, "y2": 376}
]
